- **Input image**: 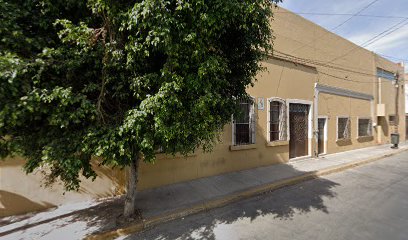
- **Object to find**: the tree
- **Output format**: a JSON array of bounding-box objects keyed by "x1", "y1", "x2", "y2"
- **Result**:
[{"x1": 0, "y1": 0, "x2": 281, "y2": 218}]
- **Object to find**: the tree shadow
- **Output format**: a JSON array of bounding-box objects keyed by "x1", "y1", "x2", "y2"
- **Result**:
[
  {"x1": 123, "y1": 172, "x2": 339, "y2": 240},
  {"x1": 1, "y1": 108, "x2": 338, "y2": 239},
  {"x1": 0, "y1": 197, "x2": 123, "y2": 237},
  {"x1": 59, "y1": 163, "x2": 337, "y2": 239},
  {"x1": 0, "y1": 161, "x2": 339, "y2": 239},
  {"x1": 79, "y1": 115, "x2": 339, "y2": 238},
  {"x1": 0, "y1": 190, "x2": 55, "y2": 220}
]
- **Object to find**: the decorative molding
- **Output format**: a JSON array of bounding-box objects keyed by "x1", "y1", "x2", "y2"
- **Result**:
[{"x1": 315, "y1": 83, "x2": 374, "y2": 101}]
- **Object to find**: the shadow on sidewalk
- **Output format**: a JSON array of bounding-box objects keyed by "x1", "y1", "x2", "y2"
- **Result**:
[
  {"x1": 120, "y1": 166, "x2": 339, "y2": 240},
  {"x1": 0, "y1": 191, "x2": 55, "y2": 221},
  {"x1": 0, "y1": 197, "x2": 123, "y2": 237},
  {"x1": 1, "y1": 164, "x2": 339, "y2": 239}
]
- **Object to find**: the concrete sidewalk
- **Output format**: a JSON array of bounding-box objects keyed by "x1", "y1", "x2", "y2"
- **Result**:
[
  {"x1": 133, "y1": 142, "x2": 408, "y2": 219},
  {"x1": 1, "y1": 143, "x2": 407, "y2": 240}
]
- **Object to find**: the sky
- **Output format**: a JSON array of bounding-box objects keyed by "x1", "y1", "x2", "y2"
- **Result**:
[{"x1": 278, "y1": 0, "x2": 408, "y2": 72}]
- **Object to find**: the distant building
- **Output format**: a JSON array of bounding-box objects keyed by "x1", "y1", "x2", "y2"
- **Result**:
[
  {"x1": 405, "y1": 72, "x2": 408, "y2": 139},
  {"x1": 405, "y1": 73, "x2": 408, "y2": 114}
]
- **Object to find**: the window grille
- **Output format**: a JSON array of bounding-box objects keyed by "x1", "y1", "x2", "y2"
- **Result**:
[
  {"x1": 269, "y1": 100, "x2": 287, "y2": 141},
  {"x1": 233, "y1": 98, "x2": 255, "y2": 145},
  {"x1": 358, "y1": 118, "x2": 372, "y2": 137},
  {"x1": 338, "y1": 117, "x2": 351, "y2": 140},
  {"x1": 389, "y1": 115, "x2": 396, "y2": 126}
]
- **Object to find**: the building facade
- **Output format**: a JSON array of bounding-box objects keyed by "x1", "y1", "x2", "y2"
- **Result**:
[
  {"x1": 137, "y1": 8, "x2": 405, "y2": 190},
  {"x1": 0, "y1": 8, "x2": 405, "y2": 217},
  {"x1": 405, "y1": 73, "x2": 408, "y2": 139}
]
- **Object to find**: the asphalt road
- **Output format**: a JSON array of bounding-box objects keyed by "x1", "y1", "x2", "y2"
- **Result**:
[{"x1": 123, "y1": 151, "x2": 408, "y2": 240}]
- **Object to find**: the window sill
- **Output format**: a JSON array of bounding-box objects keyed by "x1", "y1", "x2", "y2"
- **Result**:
[
  {"x1": 266, "y1": 140, "x2": 289, "y2": 147},
  {"x1": 357, "y1": 136, "x2": 374, "y2": 142},
  {"x1": 336, "y1": 138, "x2": 352, "y2": 146},
  {"x1": 230, "y1": 144, "x2": 257, "y2": 151}
]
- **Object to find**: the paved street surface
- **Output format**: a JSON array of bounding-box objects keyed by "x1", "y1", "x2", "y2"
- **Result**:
[{"x1": 124, "y1": 151, "x2": 408, "y2": 240}]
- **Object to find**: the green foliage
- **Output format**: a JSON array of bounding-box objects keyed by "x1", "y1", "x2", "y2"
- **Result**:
[{"x1": 0, "y1": 0, "x2": 281, "y2": 191}]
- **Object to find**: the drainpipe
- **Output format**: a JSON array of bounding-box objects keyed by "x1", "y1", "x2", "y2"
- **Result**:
[
  {"x1": 314, "y1": 83, "x2": 319, "y2": 157},
  {"x1": 391, "y1": 72, "x2": 400, "y2": 149},
  {"x1": 377, "y1": 77, "x2": 382, "y2": 144},
  {"x1": 395, "y1": 72, "x2": 400, "y2": 132}
]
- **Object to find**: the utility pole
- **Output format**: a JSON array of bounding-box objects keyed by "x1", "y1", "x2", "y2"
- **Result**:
[
  {"x1": 391, "y1": 72, "x2": 400, "y2": 148},
  {"x1": 395, "y1": 72, "x2": 400, "y2": 132}
]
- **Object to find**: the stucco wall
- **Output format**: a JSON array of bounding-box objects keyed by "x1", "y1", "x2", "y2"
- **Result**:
[
  {"x1": 0, "y1": 157, "x2": 126, "y2": 217},
  {"x1": 139, "y1": 57, "x2": 318, "y2": 190},
  {"x1": 1, "y1": 7, "x2": 405, "y2": 217}
]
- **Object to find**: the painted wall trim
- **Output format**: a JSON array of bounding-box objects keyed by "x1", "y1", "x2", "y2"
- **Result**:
[
  {"x1": 318, "y1": 116, "x2": 328, "y2": 155},
  {"x1": 315, "y1": 83, "x2": 374, "y2": 101},
  {"x1": 287, "y1": 99, "x2": 314, "y2": 158},
  {"x1": 314, "y1": 83, "x2": 376, "y2": 156}
]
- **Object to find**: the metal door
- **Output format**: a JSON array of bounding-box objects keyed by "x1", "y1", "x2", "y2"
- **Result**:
[
  {"x1": 318, "y1": 118, "x2": 326, "y2": 155},
  {"x1": 289, "y1": 104, "x2": 309, "y2": 159}
]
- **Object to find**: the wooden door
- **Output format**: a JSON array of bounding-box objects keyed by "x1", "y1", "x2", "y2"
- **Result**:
[
  {"x1": 318, "y1": 118, "x2": 326, "y2": 155},
  {"x1": 289, "y1": 104, "x2": 309, "y2": 159}
]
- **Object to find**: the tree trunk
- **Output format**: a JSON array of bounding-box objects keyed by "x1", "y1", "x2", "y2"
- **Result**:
[{"x1": 123, "y1": 155, "x2": 140, "y2": 218}]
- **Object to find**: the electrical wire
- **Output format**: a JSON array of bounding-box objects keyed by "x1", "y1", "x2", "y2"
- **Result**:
[
  {"x1": 362, "y1": 19, "x2": 408, "y2": 47},
  {"x1": 270, "y1": 50, "x2": 399, "y2": 84},
  {"x1": 318, "y1": 71, "x2": 379, "y2": 84},
  {"x1": 272, "y1": 32, "x2": 390, "y2": 74},
  {"x1": 377, "y1": 53, "x2": 408, "y2": 62},
  {"x1": 328, "y1": 18, "x2": 408, "y2": 63},
  {"x1": 273, "y1": 50, "x2": 376, "y2": 77},
  {"x1": 281, "y1": 0, "x2": 381, "y2": 55},
  {"x1": 274, "y1": 12, "x2": 406, "y2": 20},
  {"x1": 331, "y1": 0, "x2": 380, "y2": 31}
]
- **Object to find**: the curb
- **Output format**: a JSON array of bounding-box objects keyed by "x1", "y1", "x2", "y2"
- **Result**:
[{"x1": 86, "y1": 147, "x2": 408, "y2": 240}]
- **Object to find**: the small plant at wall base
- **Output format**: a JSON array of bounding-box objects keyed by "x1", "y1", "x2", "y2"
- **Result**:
[{"x1": 0, "y1": 0, "x2": 281, "y2": 218}]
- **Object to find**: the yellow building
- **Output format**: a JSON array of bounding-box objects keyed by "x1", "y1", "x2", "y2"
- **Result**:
[
  {"x1": 0, "y1": 8, "x2": 405, "y2": 217},
  {"x1": 138, "y1": 8, "x2": 405, "y2": 189}
]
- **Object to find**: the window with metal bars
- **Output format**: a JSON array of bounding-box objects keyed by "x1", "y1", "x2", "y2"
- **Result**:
[
  {"x1": 268, "y1": 99, "x2": 287, "y2": 142},
  {"x1": 358, "y1": 118, "x2": 372, "y2": 137},
  {"x1": 233, "y1": 99, "x2": 255, "y2": 145},
  {"x1": 337, "y1": 117, "x2": 351, "y2": 140},
  {"x1": 389, "y1": 115, "x2": 396, "y2": 126}
]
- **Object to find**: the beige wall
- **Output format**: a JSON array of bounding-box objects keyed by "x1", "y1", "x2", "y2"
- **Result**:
[
  {"x1": 0, "y1": 157, "x2": 126, "y2": 217},
  {"x1": 143, "y1": 7, "x2": 406, "y2": 189},
  {"x1": 1, "y1": 7, "x2": 405, "y2": 217},
  {"x1": 139, "y1": 57, "x2": 318, "y2": 190}
]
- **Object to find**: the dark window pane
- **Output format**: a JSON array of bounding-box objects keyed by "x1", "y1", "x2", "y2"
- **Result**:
[
  {"x1": 358, "y1": 119, "x2": 372, "y2": 137},
  {"x1": 270, "y1": 101, "x2": 282, "y2": 141},
  {"x1": 389, "y1": 115, "x2": 396, "y2": 126},
  {"x1": 338, "y1": 118, "x2": 350, "y2": 139},
  {"x1": 236, "y1": 124, "x2": 250, "y2": 144},
  {"x1": 236, "y1": 103, "x2": 250, "y2": 124},
  {"x1": 270, "y1": 132, "x2": 279, "y2": 141}
]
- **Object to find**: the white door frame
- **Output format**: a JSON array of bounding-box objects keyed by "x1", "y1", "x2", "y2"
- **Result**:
[{"x1": 318, "y1": 116, "x2": 328, "y2": 155}]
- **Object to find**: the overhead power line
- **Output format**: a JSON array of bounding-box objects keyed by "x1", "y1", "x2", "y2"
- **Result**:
[
  {"x1": 273, "y1": 50, "x2": 376, "y2": 77},
  {"x1": 328, "y1": 18, "x2": 408, "y2": 63},
  {"x1": 362, "y1": 19, "x2": 408, "y2": 47},
  {"x1": 318, "y1": 71, "x2": 381, "y2": 84},
  {"x1": 331, "y1": 0, "x2": 380, "y2": 31},
  {"x1": 273, "y1": 50, "x2": 404, "y2": 84},
  {"x1": 274, "y1": 54, "x2": 385, "y2": 83},
  {"x1": 377, "y1": 53, "x2": 408, "y2": 62},
  {"x1": 273, "y1": 32, "x2": 388, "y2": 74},
  {"x1": 274, "y1": 12, "x2": 406, "y2": 19},
  {"x1": 282, "y1": 0, "x2": 380, "y2": 55}
]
